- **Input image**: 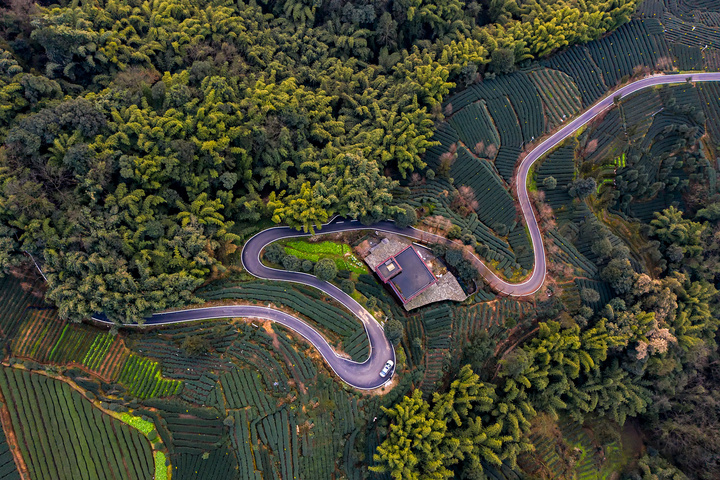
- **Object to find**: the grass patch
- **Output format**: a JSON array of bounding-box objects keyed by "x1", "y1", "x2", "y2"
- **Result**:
[
  {"x1": 155, "y1": 451, "x2": 168, "y2": 480},
  {"x1": 283, "y1": 240, "x2": 367, "y2": 273},
  {"x1": 286, "y1": 240, "x2": 345, "y2": 256},
  {"x1": 119, "y1": 412, "x2": 156, "y2": 435},
  {"x1": 527, "y1": 168, "x2": 538, "y2": 192}
]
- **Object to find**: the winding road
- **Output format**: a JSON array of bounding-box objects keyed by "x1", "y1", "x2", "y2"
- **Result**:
[{"x1": 92, "y1": 73, "x2": 720, "y2": 389}]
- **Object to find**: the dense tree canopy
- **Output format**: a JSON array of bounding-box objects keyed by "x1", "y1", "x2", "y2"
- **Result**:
[
  {"x1": 0, "y1": 0, "x2": 636, "y2": 323},
  {"x1": 372, "y1": 365, "x2": 524, "y2": 480}
]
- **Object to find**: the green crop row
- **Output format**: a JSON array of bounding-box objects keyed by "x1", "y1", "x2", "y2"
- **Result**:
[
  {"x1": 116, "y1": 412, "x2": 172, "y2": 480},
  {"x1": 12, "y1": 309, "x2": 63, "y2": 362},
  {"x1": 448, "y1": 100, "x2": 500, "y2": 156},
  {"x1": 82, "y1": 333, "x2": 114, "y2": 370},
  {"x1": 231, "y1": 410, "x2": 263, "y2": 479},
  {"x1": 119, "y1": 355, "x2": 183, "y2": 399},
  {"x1": 0, "y1": 367, "x2": 153, "y2": 480},
  {"x1": 179, "y1": 372, "x2": 218, "y2": 405},
  {"x1": 698, "y1": 83, "x2": 720, "y2": 144},
  {"x1": 547, "y1": 230, "x2": 598, "y2": 278},
  {"x1": 48, "y1": 325, "x2": 94, "y2": 364},
  {"x1": 202, "y1": 282, "x2": 359, "y2": 338},
  {"x1": 449, "y1": 148, "x2": 517, "y2": 229},
  {"x1": 0, "y1": 276, "x2": 47, "y2": 347},
  {"x1": 343, "y1": 429, "x2": 362, "y2": 480},
  {"x1": 164, "y1": 411, "x2": 223, "y2": 456},
  {"x1": 154, "y1": 452, "x2": 168, "y2": 480},
  {"x1": 231, "y1": 347, "x2": 284, "y2": 395},
  {"x1": 300, "y1": 414, "x2": 336, "y2": 479},
  {"x1": 529, "y1": 68, "x2": 582, "y2": 129},
  {"x1": 258, "y1": 408, "x2": 299, "y2": 480},
  {"x1": 620, "y1": 90, "x2": 662, "y2": 143},
  {"x1": 398, "y1": 175, "x2": 518, "y2": 266},
  {"x1": 171, "y1": 446, "x2": 238, "y2": 479},
  {"x1": 119, "y1": 412, "x2": 155, "y2": 435},
  {"x1": 545, "y1": 19, "x2": 670, "y2": 107},
  {"x1": 453, "y1": 298, "x2": 534, "y2": 344},
  {"x1": 544, "y1": 45, "x2": 608, "y2": 106},
  {"x1": 419, "y1": 305, "x2": 454, "y2": 349},
  {"x1": 342, "y1": 327, "x2": 371, "y2": 362},
  {"x1": 332, "y1": 389, "x2": 360, "y2": 436},
  {"x1": 232, "y1": 334, "x2": 290, "y2": 393},
  {"x1": 274, "y1": 326, "x2": 317, "y2": 382},
  {"x1": 221, "y1": 367, "x2": 276, "y2": 414}
]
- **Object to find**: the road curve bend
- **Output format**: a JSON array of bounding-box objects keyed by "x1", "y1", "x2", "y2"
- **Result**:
[{"x1": 93, "y1": 73, "x2": 720, "y2": 390}]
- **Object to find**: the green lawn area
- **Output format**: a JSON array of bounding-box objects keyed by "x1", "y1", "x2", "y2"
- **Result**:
[{"x1": 284, "y1": 240, "x2": 367, "y2": 273}]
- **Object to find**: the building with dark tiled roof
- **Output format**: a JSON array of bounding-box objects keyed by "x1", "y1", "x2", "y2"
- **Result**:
[{"x1": 374, "y1": 246, "x2": 437, "y2": 304}]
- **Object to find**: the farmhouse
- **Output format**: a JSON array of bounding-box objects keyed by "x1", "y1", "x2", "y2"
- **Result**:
[
  {"x1": 361, "y1": 236, "x2": 467, "y2": 311},
  {"x1": 375, "y1": 246, "x2": 437, "y2": 304}
]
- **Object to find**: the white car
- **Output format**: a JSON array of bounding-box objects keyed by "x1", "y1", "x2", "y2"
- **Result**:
[{"x1": 379, "y1": 360, "x2": 394, "y2": 378}]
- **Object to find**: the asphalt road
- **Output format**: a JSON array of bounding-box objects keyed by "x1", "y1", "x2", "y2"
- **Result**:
[
  {"x1": 513, "y1": 72, "x2": 720, "y2": 301},
  {"x1": 93, "y1": 73, "x2": 720, "y2": 390}
]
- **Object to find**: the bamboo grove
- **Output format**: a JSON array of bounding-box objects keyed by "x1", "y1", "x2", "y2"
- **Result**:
[{"x1": 0, "y1": 0, "x2": 636, "y2": 323}]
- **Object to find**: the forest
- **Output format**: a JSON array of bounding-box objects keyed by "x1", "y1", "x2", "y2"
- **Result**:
[{"x1": 0, "y1": 0, "x2": 636, "y2": 323}]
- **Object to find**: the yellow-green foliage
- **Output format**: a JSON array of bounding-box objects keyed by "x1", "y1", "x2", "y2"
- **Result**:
[
  {"x1": 117, "y1": 412, "x2": 170, "y2": 479},
  {"x1": 154, "y1": 452, "x2": 168, "y2": 480},
  {"x1": 118, "y1": 355, "x2": 183, "y2": 399},
  {"x1": 284, "y1": 240, "x2": 367, "y2": 273},
  {"x1": 119, "y1": 413, "x2": 156, "y2": 436}
]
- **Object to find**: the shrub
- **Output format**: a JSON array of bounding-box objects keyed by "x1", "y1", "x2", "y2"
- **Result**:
[
  {"x1": 445, "y1": 248, "x2": 464, "y2": 268},
  {"x1": 543, "y1": 176, "x2": 557, "y2": 190},
  {"x1": 457, "y1": 259, "x2": 478, "y2": 282},
  {"x1": 475, "y1": 243, "x2": 489, "y2": 257},
  {"x1": 580, "y1": 287, "x2": 600, "y2": 303},
  {"x1": 432, "y1": 243, "x2": 447, "y2": 258},
  {"x1": 384, "y1": 319, "x2": 404, "y2": 345},
  {"x1": 491, "y1": 47, "x2": 515, "y2": 74},
  {"x1": 461, "y1": 232, "x2": 476, "y2": 246},
  {"x1": 448, "y1": 225, "x2": 462, "y2": 239},
  {"x1": 282, "y1": 254, "x2": 301, "y2": 271},
  {"x1": 340, "y1": 279, "x2": 355, "y2": 294},
  {"x1": 182, "y1": 336, "x2": 211, "y2": 356},
  {"x1": 263, "y1": 243, "x2": 286, "y2": 264},
  {"x1": 395, "y1": 203, "x2": 418, "y2": 228},
  {"x1": 568, "y1": 177, "x2": 597, "y2": 198},
  {"x1": 314, "y1": 258, "x2": 338, "y2": 281},
  {"x1": 492, "y1": 222, "x2": 509, "y2": 236}
]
